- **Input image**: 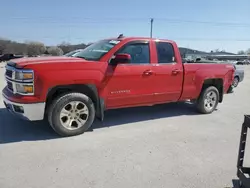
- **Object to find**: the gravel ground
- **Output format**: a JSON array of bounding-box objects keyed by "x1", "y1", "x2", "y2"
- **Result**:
[
  {"x1": 0, "y1": 65, "x2": 249, "y2": 188},
  {"x1": 0, "y1": 62, "x2": 6, "y2": 68}
]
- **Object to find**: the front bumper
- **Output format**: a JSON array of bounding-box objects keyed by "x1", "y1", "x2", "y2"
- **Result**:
[{"x1": 2, "y1": 94, "x2": 45, "y2": 121}]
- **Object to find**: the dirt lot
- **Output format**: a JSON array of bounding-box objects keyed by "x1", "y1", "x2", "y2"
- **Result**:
[{"x1": 0, "y1": 65, "x2": 249, "y2": 188}]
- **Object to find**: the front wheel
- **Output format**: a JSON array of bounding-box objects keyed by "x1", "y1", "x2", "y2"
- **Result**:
[
  {"x1": 48, "y1": 92, "x2": 95, "y2": 136},
  {"x1": 196, "y1": 86, "x2": 219, "y2": 114}
]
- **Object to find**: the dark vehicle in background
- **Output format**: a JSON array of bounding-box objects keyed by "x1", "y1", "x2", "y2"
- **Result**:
[
  {"x1": 232, "y1": 65, "x2": 244, "y2": 88},
  {"x1": 0, "y1": 54, "x2": 24, "y2": 62},
  {"x1": 227, "y1": 65, "x2": 244, "y2": 93},
  {"x1": 236, "y1": 60, "x2": 250, "y2": 65}
]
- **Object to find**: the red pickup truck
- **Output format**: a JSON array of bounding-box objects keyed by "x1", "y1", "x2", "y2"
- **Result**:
[{"x1": 2, "y1": 36, "x2": 235, "y2": 136}]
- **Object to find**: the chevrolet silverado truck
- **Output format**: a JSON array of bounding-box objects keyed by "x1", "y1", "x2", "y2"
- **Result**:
[{"x1": 2, "y1": 36, "x2": 235, "y2": 136}]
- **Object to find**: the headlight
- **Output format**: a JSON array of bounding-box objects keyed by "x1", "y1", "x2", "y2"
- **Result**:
[
  {"x1": 5, "y1": 66, "x2": 35, "y2": 95},
  {"x1": 16, "y1": 84, "x2": 34, "y2": 94},
  {"x1": 15, "y1": 70, "x2": 34, "y2": 80}
]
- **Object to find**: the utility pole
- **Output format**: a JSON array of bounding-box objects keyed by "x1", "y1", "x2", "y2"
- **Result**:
[{"x1": 150, "y1": 18, "x2": 154, "y2": 38}]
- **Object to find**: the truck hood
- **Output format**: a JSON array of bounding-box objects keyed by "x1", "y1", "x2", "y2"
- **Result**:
[{"x1": 7, "y1": 56, "x2": 89, "y2": 68}]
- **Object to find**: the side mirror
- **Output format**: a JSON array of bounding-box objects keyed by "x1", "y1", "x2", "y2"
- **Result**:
[{"x1": 110, "y1": 53, "x2": 131, "y2": 65}]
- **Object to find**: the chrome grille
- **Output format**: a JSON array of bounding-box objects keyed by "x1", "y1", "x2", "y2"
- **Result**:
[
  {"x1": 6, "y1": 69, "x2": 13, "y2": 78},
  {"x1": 7, "y1": 81, "x2": 13, "y2": 92}
]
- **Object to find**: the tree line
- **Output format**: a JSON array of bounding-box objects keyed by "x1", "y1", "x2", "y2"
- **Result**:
[
  {"x1": 0, "y1": 39, "x2": 89, "y2": 56},
  {"x1": 238, "y1": 49, "x2": 250, "y2": 55},
  {"x1": 1, "y1": 38, "x2": 249, "y2": 57}
]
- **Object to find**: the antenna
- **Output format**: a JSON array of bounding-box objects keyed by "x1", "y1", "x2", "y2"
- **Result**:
[{"x1": 150, "y1": 18, "x2": 154, "y2": 38}]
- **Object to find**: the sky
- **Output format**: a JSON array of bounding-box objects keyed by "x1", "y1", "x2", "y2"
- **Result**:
[{"x1": 0, "y1": 0, "x2": 249, "y2": 53}]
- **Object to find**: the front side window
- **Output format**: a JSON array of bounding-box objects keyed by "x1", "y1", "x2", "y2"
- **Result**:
[
  {"x1": 116, "y1": 42, "x2": 150, "y2": 64},
  {"x1": 156, "y1": 42, "x2": 175, "y2": 64},
  {"x1": 66, "y1": 39, "x2": 120, "y2": 61}
]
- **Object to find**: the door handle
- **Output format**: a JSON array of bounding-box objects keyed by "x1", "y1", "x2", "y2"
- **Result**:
[
  {"x1": 172, "y1": 69, "x2": 181, "y2": 75},
  {"x1": 143, "y1": 70, "x2": 154, "y2": 76}
]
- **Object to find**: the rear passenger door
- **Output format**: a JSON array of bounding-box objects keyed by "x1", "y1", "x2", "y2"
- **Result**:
[{"x1": 152, "y1": 41, "x2": 184, "y2": 102}]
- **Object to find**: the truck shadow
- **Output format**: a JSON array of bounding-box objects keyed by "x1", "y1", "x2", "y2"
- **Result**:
[
  {"x1": 90, "y1": 102, "x2": 201, "y2": 131},
  {"x1": 231, "y1": 179, "x2": 242, "y2": 188},
  {"x1": 0, "y1": 102, "x2": 201, "y2": 144}
]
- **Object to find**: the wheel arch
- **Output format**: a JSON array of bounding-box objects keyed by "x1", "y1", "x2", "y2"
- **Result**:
[
  {"x1": 45, "y1": 84, "x2": 105, "y2": 120},
  {"x1": 234, "y1": 75, "x2": 240, "y2": 80},
  {"x1": 201, "y1": 78, "x2": 224, "y2": 103}
]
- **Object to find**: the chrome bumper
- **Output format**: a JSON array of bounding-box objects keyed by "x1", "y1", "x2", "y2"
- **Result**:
[{"x1": 2, "y1": 95, "x2": 45, "y2": 121}]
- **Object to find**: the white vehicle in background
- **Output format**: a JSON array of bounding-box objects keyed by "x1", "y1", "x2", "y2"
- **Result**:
[
  {"x1": 231, "y1": 60, "x2": 238, "y2": 65},
  {"x1": 243, "y1": 59, "x2": 250, "y2": 65}
]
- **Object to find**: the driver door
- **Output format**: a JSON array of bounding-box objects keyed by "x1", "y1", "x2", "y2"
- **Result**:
[{"x1": 104, "y1": 40, "x2": 156, "y2": 109}]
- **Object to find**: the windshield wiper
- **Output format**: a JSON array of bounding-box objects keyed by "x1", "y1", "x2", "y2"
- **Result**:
[{"x1": 72, "y1": 55, "x2": 87, "y2": 60}]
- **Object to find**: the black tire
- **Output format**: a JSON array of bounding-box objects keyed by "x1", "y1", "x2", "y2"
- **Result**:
[
  {"x1": 48, "y1": 92, "x2": 95, "y2": 137},
  {"x1": 232, "y1": 76, "x2": 239, "y2": 88},
  {"x1": 196, "y1": 86, "x2": 219, "y2": 114},
  {"x1": 227, "y1": 85, "x2": 234, "y2": 93}
]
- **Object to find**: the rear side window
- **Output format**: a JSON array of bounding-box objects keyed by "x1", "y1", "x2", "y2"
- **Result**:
[{"x1": 156, "y1": 42, "x2": 175, "y2": 64}]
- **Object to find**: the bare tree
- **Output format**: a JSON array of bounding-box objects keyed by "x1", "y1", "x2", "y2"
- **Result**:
[
  {"x1": 0, "y1": 39, "x2": 12, "y2": 54},
  {"x1": 58, "y1": 42, "x2": 75, "y2": 54},
  {"x1": 246, "y1": 48, "x2": 250, "y2": 55},
  {"x1": 0, "y1": 39, "x2": 28, "y2": 55},
  {"x1": 47, "y1": 46, "x2": 64, "y2": 56},
  {"x1": 1, "y1": 38, "x2": 89, "y2": 55},
  {"x1": 26, "y1": 41, "x2": 46, "y2": 56}
]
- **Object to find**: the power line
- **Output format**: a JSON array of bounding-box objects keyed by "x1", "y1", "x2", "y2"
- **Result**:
[
  {"x1": 7, "y1": 35, "x2": 250, "y2": 42},
  {"x1": 155, "y1": 18, "x2": 250, "y2": 27},
  {"x1": 7, "y1": 17, "x2": 250, "y2": 27},
  {"x1": 173, "y1": 38, "x2": 250, "y2": 41},
  {"x1": 7, "y1": 17, "x2": 148, "y2": 23},
  {"x1": 3, "y1": 17, "x2": 250, "y2": 43}
]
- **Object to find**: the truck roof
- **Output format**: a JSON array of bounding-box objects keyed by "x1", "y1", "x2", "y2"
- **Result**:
[{"x1": 106, "y1": 37, "x2": 175, "y2": 44}]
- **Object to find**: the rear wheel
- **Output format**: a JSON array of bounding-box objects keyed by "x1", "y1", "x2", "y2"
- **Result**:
[
  {"x1": 227, "y1": 85, "x2": 234, "y2": 93},
  {"x1": 232, "y1": 76, "x2": 239, "y2": 88},
  {"x1": 196, "y1": 86, "x2": 219, "y2": 114},
  {"x1": 48, "y1": 92, "x2": 95, "y2": 136}
]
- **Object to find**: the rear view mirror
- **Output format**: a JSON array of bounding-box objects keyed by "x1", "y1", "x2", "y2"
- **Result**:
[{"x1": 110, "y1": 53, "x2": 131, "y2": 65}]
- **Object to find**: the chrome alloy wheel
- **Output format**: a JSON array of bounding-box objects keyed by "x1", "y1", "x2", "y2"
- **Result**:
[
  {"x1": 204, "y1": 91, "x2": 217, "y2": 111},
  {"x1": 232, "y1": 77, "x2": 239, "y2": 87},
  {"x1": 59, "y1": 101, "x2": 89, "y2": 130}
]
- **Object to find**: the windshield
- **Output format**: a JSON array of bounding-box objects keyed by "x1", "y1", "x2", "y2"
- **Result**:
[{"x1": 67, "y1": 39, "x2": 121, "y2": 61}]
